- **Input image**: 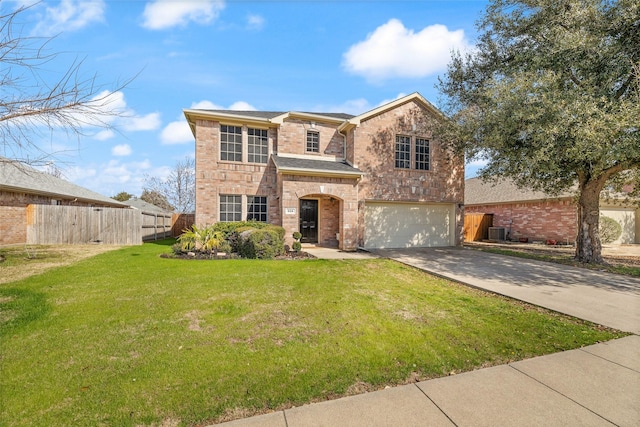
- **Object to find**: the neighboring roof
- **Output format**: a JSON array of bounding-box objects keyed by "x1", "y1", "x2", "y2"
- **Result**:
[
  {"x1": 272, "y1": 155, "x2": 364, "y2": 178},
  {"x1": 465, "y1": 177, "x2": 575, "y2": 205},
  {"x1": 0, "y1": 158, "x2": 126, "y2": 207},
  {"x1": 123, "y1": 198, "x2": 174, "y2": 214},
  {"x1": 183, "y1": 92, "x2": 434, "y2": 137}
]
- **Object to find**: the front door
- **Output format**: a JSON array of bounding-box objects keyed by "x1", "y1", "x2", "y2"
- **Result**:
[{"x1": 299, "y1": 199, "x2": 318, "y2": 244}]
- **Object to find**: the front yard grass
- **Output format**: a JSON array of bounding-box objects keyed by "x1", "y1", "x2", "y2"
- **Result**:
[{"x1": 0, "y1": 241, "x2": 626, "y2": 426}]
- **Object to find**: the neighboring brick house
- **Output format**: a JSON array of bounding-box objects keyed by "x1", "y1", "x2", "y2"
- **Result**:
[
  {"x1": 184, "y1": 92, "x2": 464, "y2": 250},
  {"x1": 0, "y1": 158, "x2": 127, "y2": 245},
  {"x1": 465, "y1": 177, "x2": 640, "y2": 244}
]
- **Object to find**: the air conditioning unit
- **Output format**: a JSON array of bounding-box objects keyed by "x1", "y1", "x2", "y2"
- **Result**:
[{"x1": 488, "y1": 227, "x2": 506, "y2": 241}]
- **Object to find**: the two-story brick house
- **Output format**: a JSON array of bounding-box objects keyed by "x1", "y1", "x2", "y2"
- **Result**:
[{"x1": 184, "y1": 92, "x2": 464, "y2": 250}]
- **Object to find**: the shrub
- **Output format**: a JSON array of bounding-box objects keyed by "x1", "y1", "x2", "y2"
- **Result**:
[
  {"x1": 212, "y1": 221, "x2": 268, "y2": 240},
  {"x1": 292, "y1": 241, "x2": 302, "y2": 253},
  {"x1": 600, "y1": 216, "x2": 622, "y2": 244},
  {"x1": 228, "y1": 226, "x2": 258, "y2": 253},
  {"x1": 238, "y1": 228, "x2": 285, "y2": 259},
  {"x1": 293, "y1": 231, "x2": 302, "y2": 241},
  {"x1": 265, "y1": 225, "x2": 285, "y2": 241}
]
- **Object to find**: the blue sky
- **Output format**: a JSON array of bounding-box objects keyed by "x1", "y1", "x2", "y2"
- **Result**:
[{"x1": 7, "y1": 0, "x2": 488, "y2": 198}]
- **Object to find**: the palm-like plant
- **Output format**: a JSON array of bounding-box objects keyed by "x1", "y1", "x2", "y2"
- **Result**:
[{"x1": 178, "y1": 225, "x2": 229, "y2": 257}]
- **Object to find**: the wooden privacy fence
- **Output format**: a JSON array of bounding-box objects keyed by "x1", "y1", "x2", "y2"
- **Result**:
[
  {"x1": 27, "y1": 205, "x2": 142, "y2": 245},
  {"x1": 25, "y1": 205, "x2": 182, "y2": 245},
  {"x1": 141, "y1": 211, "x2": 172, "y2": 241}
]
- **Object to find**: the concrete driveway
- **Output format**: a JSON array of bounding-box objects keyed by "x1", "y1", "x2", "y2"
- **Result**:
[{"x1": 372, "y1": 247, "x2": 640, "y2": 334}]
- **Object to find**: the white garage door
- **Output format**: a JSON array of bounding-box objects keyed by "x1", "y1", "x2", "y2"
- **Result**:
[
  {"x1": 364, "y1": 202, "x2": 454, "y2": 249},
  {"x1": 600, "y1": 208, "x2": 637, "y2": 244}
]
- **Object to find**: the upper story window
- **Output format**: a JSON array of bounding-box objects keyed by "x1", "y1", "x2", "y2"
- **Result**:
[
  {"x1": 415, "y1": 138, "x2": 430, "y2": 170},
  {"x1": 248, "y1": 128, "x2": 268, "y2": 164},
  {"x1": 219, "y1": 195, "x2": 242, "y2": 222},
  {"x1": 247, "y1": 196, "x2": 267, "y2": 222},
  {"x1": 306, "y1": 131, "x2": 319, "y2": 153},
  {"x1": 395, "y1": 135, "x2": 411, "y2": 169},
  {"x1": 220, "y1": 125, "x2": 242, "y2": 162}
]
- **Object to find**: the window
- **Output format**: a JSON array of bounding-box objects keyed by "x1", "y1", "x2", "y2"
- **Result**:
[
  {"x1": 248, "y1": 128, "x2": 268, "y2": 163},
  {"x1": 220, "y1": 125, "x2": 242, "y2": 162},
  {"x1": 306, "y1": 131, "x2": 319, "y2": 153},
  {"x1": 415, "y1": 138, "x2": 430, "y2": 170},
  {"x1": 220, "y1": 195, "x2": 241, "y2": 222},
  {"x1": 247, "y1": 196, "x2": 267, "y2": 222},
  {"x1": 395, "y1": 135, "x2": 411, "y2": 169}
]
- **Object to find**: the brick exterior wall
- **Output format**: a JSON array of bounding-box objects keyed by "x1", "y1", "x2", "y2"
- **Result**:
[
  {"x1": 349, "y1": 100, "x2": 465, "y2": 247},
  {"x1": 279, "y1": 174, "x2": 359, "y2": 249},
  {"x1": 277, "y1": 119, "x2": 344, "y2": 158},
  {"x1": 193, "y1": 97, "x2": 465, "y2": 251},
  {"x1": 194, "y1": 119, "x2": 280, "y2": 226},
  {"x1": 465, "y1": 199, "x2": 577, "y2": 243}
]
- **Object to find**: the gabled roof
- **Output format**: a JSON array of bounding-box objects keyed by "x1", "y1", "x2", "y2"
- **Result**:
[
  {"x1": 272, "y1": 155, "x2": 363, "y2": 178},
  {"x1": 0, "y1": 158, "x2": 126, "y2": 207},
  {"x1": 339, "y1": 92, "x2": 444, "y2": 132},
  {"x1": 465, "y1": 177, "x2": 575, "y2": 205},
  {"x1": 183, "y1": 92, "x2": 436, "y2": 137}
]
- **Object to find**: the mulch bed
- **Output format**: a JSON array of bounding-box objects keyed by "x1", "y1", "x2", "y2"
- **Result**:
[{"x1": 160, "y1": 251, "x2": 316, "y2": 260}]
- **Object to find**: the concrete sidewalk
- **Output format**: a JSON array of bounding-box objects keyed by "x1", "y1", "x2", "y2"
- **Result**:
[{"x1": 214, "y1": 247, "x2": 640, "y2": 426}]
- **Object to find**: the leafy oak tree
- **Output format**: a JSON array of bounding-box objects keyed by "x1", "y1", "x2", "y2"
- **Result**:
[{"x1": 438, "y1": 0, "x2": 640, "y2": 263}]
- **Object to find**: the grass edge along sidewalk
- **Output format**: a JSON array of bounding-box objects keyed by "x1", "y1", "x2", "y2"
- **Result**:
[{"x1": 0, "y1": 241, "x2": 627, "y2": 426}]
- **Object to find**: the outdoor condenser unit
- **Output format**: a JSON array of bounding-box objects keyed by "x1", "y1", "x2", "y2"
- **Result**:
[{"x1": 488, "y1": 227, "x2": 506, "y2": 241}]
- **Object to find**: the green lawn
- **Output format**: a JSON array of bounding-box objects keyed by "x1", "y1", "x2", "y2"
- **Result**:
[{"x1": 0, "y1": 241, "x2": 625, "y2": 426}]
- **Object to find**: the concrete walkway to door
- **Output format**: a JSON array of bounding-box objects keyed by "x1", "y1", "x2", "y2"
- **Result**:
[{"x1": 372, "y1": 246, "x2": 640, "y2": 334}]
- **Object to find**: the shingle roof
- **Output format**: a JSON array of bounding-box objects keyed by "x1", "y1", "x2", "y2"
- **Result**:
[
  {"x1": 0, "y1": 158, "x2": 126, "y2": 207},
  {"x1": 465, "y1": 177, "x2": 575, "y2": 205},
  {"x1": 200, "y1": 110, "x2": 355, "y2": 121},
  {"x1": 272, "y1": 155, "x2": 363, "y2": 177},
  {"x1": 123, "y1": 198, "x2": 173, "y2": 214}
]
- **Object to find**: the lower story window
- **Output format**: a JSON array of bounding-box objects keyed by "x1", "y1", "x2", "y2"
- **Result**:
[
  {"x1": 220, "y1": 195, "x2": 241, "y2": 222},
  {"x1": 247, "y1": 196, "x2": 267, "y2": 222}
]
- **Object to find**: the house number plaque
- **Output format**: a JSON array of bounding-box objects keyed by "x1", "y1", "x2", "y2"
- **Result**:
[{"x1": 285, "y1": 208, "x2": 297, "y2": 215}]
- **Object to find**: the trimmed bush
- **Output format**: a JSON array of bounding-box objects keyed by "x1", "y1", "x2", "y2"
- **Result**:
[
  {"x1": 292, "y1": 241, "x2": 302, "y2": 253},
  {"x1": 228, "y1": 226, "x2": 258, "y2": 253},
  {"x1": 212, "y1": 221, "x2": 269, "y2": 240},
  {"x1": 600, "y1": 216, "x2": 622, "y2": 244},
  {"x1": 238, "y1": 228, "x2": 285, "y2": 259}
]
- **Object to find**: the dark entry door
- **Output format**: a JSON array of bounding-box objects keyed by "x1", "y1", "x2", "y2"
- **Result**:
[{"x1": 299, "y1": 199, "x2": 318, "y2": 244}]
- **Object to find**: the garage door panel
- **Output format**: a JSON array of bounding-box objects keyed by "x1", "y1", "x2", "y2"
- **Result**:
[{"x1": 364, "y1": 203, "x2": 452, "y2": 249}]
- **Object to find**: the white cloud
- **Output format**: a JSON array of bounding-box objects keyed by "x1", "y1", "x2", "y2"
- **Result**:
[
  {"x1": 246, "y1": 14, "x2": 265, "y2": 30},
  {"x1": 161, "y1": 121, "x2": 193, "y2": 145},
  {"x1": 161, "y1": 100, "x2": 255, "y2": 145},
  {"x1": 228, "y1": 101, "x2": 256, "y2": 111},
  {"x1": 123, "y1": 112, "x2": 162, "y2": 132},
  {"x1": 94, "y1": 129, "x2": 115, "y2": 141},
  {"x1": 342, "y1": 19, "x2": 471, "y2": 81},
  {"x1": 66, "y1": 159, "x2": 160, "y2": 195},
  {"x1": 191, "y1": 100, "x2": 222, "y2": 110},
  {"x1": 75, "y1": 91, "x2": 159, "y2": 139},
  {"x1": 31, "y1": 0, "x2": 106, "y2": 36},
  {"x1": 141, "y1": 0, "x2": 225, "y2": 30},
  {"x1": 112, "y1": 144, "x2": 132, "y2": 156}
]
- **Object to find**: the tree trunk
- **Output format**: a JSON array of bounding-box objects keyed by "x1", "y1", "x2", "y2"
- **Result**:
[{"x1": 575, "y1": 180, "x2": 604, "y2": 263}]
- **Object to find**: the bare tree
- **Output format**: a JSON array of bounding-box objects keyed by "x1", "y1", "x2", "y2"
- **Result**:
[
  {"x1": 0, "y1": 3, "x2": 132, "y2": 164},
  {"x1": 143, "y1": 157, "x2": 195, "y2": 213}
]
